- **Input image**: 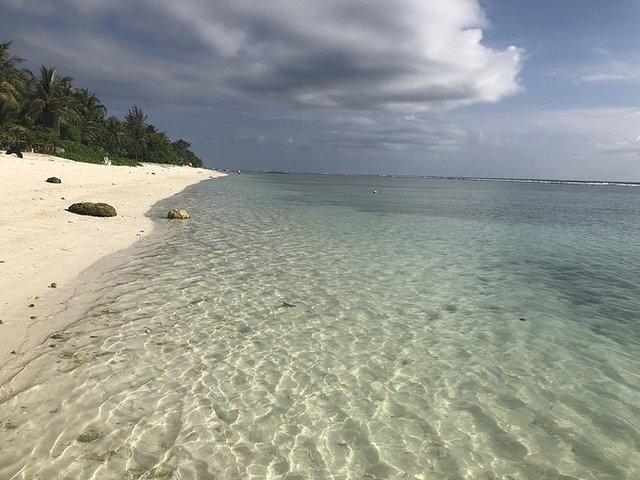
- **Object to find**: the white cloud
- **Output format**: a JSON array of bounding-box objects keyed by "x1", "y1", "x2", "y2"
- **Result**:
[{"x1": 3, "y1": 0, "x2": 523, "y2": 111}]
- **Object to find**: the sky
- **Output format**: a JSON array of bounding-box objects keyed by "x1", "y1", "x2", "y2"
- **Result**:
[{"x1": 2, "y1": 0, "x2": 640, "y2": 180}]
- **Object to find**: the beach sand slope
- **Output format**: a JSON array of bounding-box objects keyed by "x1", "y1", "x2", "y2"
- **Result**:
[{"x1": 0, "y1": 152, "x2": 224, "y2": 381}]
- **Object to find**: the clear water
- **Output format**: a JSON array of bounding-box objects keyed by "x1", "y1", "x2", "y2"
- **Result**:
[{"x1": 1, "y1": 174, "x2": 640, "y2": 479}]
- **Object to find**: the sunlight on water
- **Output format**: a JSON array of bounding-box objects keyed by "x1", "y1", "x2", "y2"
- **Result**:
[{"x1": 1, "y1": 174, "x2": 640, "y2": 479}]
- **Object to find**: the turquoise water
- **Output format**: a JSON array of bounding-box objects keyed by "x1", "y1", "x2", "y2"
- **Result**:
[{"x1": 1, "y1": 174, "x2": 640, "y2": 479}]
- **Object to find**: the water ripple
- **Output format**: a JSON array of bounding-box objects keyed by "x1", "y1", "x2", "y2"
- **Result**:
[{"x1": 1, "y1": 174, "x2": 640, "y2": 479}]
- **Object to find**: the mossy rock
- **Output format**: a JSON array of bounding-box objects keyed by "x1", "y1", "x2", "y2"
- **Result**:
[
  {"x1": 68, "y1": 202, "x2": 117, "y2": 217},
  {"x1": 167, "y1": 208, "x2": 190, "y2": 219},
  {"x1": 77, "y1": 428, "x2": 101, "y2": 443}
]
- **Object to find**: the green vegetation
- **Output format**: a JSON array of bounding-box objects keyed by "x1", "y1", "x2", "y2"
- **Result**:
[{"x1": 0, "y1": 41, "x2": 203, "y2": 167}]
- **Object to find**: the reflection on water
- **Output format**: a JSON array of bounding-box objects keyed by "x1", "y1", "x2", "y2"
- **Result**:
[{"x1": 1, "y1": 174, "x2": 639, "y2": 479}]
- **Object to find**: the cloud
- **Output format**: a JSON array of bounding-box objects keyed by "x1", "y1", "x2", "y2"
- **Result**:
[
  {"x1": 321, "y1": 108, "x2": 640, "y2": 160},
  {"x1": 2, "y1": 0, "x2": 523, "y2": 111},
  {"x1": 195, "y1": 106, "x2": 640, "y2": 179},
  {"x1": 305, "y1": 113, "x2": 473, "y2": 151},
  {"x1": 597, "y1": 134, "x2": 640, "y2": 155},
  {"x1": 201, "y1": 110, "x2": 477, "y2": 155},
  {"x1": 581, "y1": 73, "x2": 638, "y2": 83}
]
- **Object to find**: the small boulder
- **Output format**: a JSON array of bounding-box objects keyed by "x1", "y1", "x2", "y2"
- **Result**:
[
  {"x1": 68, "y1": 202, "x2": 117, "y2": 217},
  {"x1": 77, "y1": 429, "x2": 101, "y2": 443},
  {"x1": 46, "y1": 177, "x2": 61, "y2": 184},
  {"x1": 151, "y1": 464, "x2": 175, "y2": 478},
  {"x1": 55, "y1": 147, "x2": 65, "y2": 155},
  {"x1": 3, "y1": 420, "x2": 18, "y2": 430},
  {"x1": 167, "y1": 208, "x2": 190, "y2": 219}
]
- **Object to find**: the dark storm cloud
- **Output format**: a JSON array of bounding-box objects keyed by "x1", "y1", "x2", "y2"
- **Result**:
[{"x1": 2, "y1": 0, "x2": 522, "y2": 110}]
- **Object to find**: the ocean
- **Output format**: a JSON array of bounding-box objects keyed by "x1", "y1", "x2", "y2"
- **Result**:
[{"x1": 1, "y1": 173, "x2": 639, "y2": 479}]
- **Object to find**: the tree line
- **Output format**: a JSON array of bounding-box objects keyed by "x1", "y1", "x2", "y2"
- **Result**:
[{"x1": 0, "y1": 41, "x2": 203, "y2": 167}]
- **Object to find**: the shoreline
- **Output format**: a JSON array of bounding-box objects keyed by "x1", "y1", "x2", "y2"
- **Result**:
[
  {"x1": 0, "y1": 215, "x2": 182, "y2": 403},
  {"x1": 0, "y1": 152, "x2": 225, "y2": 385}
]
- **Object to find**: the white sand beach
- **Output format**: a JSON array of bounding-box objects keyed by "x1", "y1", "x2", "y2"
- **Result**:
[{"x1": 0, "y1": 152, "x2": 224, "y2": 381}]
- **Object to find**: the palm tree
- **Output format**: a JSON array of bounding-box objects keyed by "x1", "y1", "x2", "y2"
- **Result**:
[
  {"x1": 124, "y1": 105, "x2": 147, "y2": 160},
  {"x1": 171, "y1": 138, "x2": 191, "y2": 151},
  {"x1": 125, "y1": 105, "x2": 146, "y2": 131},
  {"x1": 28, "y1": 66, "x2": 77, "y2": 132},
  {"x1": 74, "y1": 88, "x2": 106, "y2": 145},
  {"x1": 0, "y1": 42, "x2": 28, "y2": 121},
  {"x1": 104, "y1": 116, "x2": 124, "y2": 152}
]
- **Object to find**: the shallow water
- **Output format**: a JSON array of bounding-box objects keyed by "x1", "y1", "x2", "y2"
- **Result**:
[{"x1": 1, "y1": 174, "x2": 640, "y2": 479}]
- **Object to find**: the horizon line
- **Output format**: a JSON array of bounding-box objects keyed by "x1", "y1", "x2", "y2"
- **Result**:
[{"x1": 223, "y1": 170, "x2": 640, "y2": 186}]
